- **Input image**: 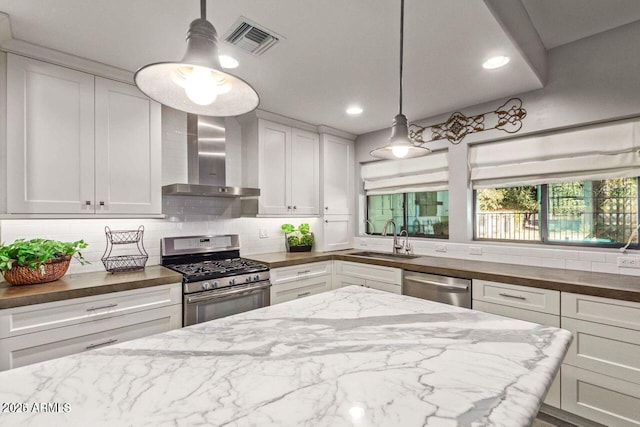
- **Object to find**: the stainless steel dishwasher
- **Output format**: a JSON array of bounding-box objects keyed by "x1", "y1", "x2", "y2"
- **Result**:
[{"x1": 403, "y1": 271, "x2": 471, "y2": 308}]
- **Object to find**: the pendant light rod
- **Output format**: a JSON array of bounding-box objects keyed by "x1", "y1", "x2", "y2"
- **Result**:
[
  {"x1": 399, "y1": 0, "x2": 404, "y2": 115},
  {"x1": 201, "y1": 0, "x2": 206, "y2": 19}
]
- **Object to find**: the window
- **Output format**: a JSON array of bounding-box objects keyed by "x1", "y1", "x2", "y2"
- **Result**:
[
  {"x1": 475, "y1": 178, "x2": 639, "y2": 247},
  {"x1": 367, "y1": 191, "x2": 449, "y2": 238}
]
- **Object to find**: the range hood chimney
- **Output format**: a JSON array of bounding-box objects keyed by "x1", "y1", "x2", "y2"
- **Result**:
[{"x1": 162, "y1": 114, "x2": 260, "y2": 198}]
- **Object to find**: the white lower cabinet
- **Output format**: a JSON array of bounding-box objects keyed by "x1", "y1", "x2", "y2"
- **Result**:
[
  {"x1": 0, "y1": 283, "x2": 182, "y2": 371},
  {"x1": 561, "y1": 293, "x2": 640, "y2": 426},
  {"x1": 0, "y1": 305, "x2": 181, "y2": 370},
  {"x1": 269, "y1": 262, "x2": 333, "y2": 305},
  {"x1": 562, "y1": 365, "x2": 640, "y2": 427},
  {"x1": 333, "y1": 261, "x2": 402, "y2": 294},
  {"x1": 472, "y1": 280, "x2": 561, "y2": 408}
]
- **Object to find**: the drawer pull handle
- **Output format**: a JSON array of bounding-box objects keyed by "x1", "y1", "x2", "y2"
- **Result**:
[
  {"x1": 87, "y1": 303, "x2": 118, "y2": 312},
  {"x1": 297, "y1": 270, "x2": 311, "y2": 275},
  {"x1": 498, "y1": 293, "x2": 526, "y2": 300},
  {"x1": 297, "y1": 292, "x2": 311, "y2": 297},
  {"x1": 85, "y1": 338, "x2": 118, "y2": 350}
]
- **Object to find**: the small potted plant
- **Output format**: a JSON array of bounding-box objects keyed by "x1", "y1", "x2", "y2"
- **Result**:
[
  {"x1": 281, "y1": 223, "x2": 314, "y2": 252},
  {"x1": 0, "y1": 239, "x2": 88, "y2": 285}
]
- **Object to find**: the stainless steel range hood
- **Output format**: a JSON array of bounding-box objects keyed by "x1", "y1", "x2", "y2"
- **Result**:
[{"x1": 162, "y1": 114, "x2": 260, "y2": 198}]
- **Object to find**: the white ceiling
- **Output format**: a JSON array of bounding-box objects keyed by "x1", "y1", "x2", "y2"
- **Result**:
[
  {"x1": 0, "y1": 1, "x2": 637, "y2": 135},
  {"x1": 522, "y1": 0, "x2": 640, "y2": 49}
]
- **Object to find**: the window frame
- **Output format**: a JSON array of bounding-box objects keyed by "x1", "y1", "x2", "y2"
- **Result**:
[
  {"x1": 365, "y1": 192, "x2": 449, "y2": 240},
  {"x1": 472, "y1": 178, "x2": 640, "y2": 250}
]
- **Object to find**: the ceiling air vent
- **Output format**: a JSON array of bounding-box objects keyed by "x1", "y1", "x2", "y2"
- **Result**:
[{"x1": 223, "y1": 17, "x2": 280, "y2": 56}]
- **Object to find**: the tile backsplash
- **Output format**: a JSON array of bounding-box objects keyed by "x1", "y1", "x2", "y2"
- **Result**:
[
  {"x1": 354, "y1": 236, "x2": 640, "y2": 277},
  {"x1": 1, "y1": 214, "x2": 638, "y2": 280},
  {"x1": 0, "y1": 215, "x2": 320, "y2": 278}
]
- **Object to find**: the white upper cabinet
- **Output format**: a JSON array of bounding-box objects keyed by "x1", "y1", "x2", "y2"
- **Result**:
[
  {"x1": 321, "y1": 134, "x2": 353, "y2": 215},
  {"x1": 290, "y1": 128, "x2": 320, "y2": 215},
  {"x1": 94, "y1": 77, "x2": 161, "y2": 214},
  {"x1": 258, "y1": 119, "x2": 319, "y2": 216},
  {"x1": 6, "y1": 54, "x2": 161, "y2": 215},
  {"x1": 258, "y1": 120, "x2": 291, "y2": 215},
  {"x1": 7, "y1": 54, "x2": 95, "y2": 214}
]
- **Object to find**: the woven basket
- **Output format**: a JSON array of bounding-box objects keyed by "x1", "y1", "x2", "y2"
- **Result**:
[{"x1": 2, "y1": 256, "x2": 71, "y2": 286}]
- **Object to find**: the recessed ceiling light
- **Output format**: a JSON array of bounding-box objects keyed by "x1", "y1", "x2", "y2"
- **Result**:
[
  {"x1": 219, "y1": 55, "x2": 239, "y2": 69},
  {"x1": 483, "y1": 56, "x2": 510, "y2": 69},
  {"x1": 346, "y1": 106, "x2": 363, "y2": 115}
]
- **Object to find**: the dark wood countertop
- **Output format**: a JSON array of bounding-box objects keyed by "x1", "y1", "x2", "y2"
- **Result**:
[
  {"x1": 0, "y1": 265, "x2": 183, "y2": 309},
  {"x1": 246, "y1": 251, "x2": 640, "y2": 303}
]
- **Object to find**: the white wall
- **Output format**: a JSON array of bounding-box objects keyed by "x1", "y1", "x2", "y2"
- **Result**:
[{"x1": 355, "y1": 21, "x2": 640, "y2": 275}]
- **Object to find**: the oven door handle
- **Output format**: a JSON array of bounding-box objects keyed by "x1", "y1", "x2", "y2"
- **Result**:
[{"x1": 186, "y1": 282, "x2": 271, "y2": 304}]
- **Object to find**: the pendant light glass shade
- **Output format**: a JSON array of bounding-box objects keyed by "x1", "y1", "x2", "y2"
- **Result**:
[
  {"x1": 370, "y1": 0, "x2": 429, "y2": 160},
  {"x1": 135, "y1": 6, "x2": 259, "y2": 116},
  {"x1": 370, "y1": 114, "x2": 430, "y2": 159}
]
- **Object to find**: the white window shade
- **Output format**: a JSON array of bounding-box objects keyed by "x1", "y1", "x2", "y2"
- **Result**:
[
  {"x1": 469, "y1": 119, "x2": 640, "y2": 189},
  {"x1": 361, "y1": 151, "x2": 448, "y2": 195}
]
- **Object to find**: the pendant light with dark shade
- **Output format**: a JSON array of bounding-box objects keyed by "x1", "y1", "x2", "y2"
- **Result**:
[
  {"x1": 370, "y1": 0, "x2": 430, "y2": 159},
  {"x1": 134, "y1": 0, "x2": 259, "y2": 116}
]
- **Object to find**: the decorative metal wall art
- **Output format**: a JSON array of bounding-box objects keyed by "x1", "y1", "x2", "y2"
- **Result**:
[{"x1": 408, "y1": 97, "x2": 527, "y2": 145}]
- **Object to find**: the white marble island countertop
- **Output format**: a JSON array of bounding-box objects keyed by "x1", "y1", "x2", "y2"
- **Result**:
[{"x1": 0, "y1": 286, "x2": 571, "y2": 427}]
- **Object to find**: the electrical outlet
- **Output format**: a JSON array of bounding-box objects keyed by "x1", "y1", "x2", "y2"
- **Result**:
[
  {"x1": 259, "y1": 229, "x2": 268, "y2": 239},
  {"x1": 618, "y1": 257, "x2": 640, "y2": 268},
  {"x1": 435, "y1": 244, "x2": 447, "y2": 253},
  {"x1": 468, "y1": 246, "x2": 483, "y2": 256}
]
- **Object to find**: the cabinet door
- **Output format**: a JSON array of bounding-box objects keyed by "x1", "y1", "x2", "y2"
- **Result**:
[
  {"x1": 290, "y1": 128, "x2": 319, "y2": 215},
  {"x1": 322, "y1": 135, "x2": 353, "y2": 215},
  {"x1": 333, "y1": 274, "x2": 366, "y2": 290},
  {"x1": 562, "y1": 364, "x2": 640, "y2": 427},
  {"x1": 366, "y1": 279, "x2": 401, "y2": 294},
  {"x1": 259, "y1": 120, "x2": 291, "y2": 215},
  {"x1": 323, "y1": 215, "x2": 353, "y2": 251},
  {"x1": 94, "y1": 77, "x2": 161, "y2": 214},
  {"x1": 7, "y1": 54, "x2": 95, "y2": 214},
  {"x1": 270, "y1": 276, "x2": 332, "y2": 305}
]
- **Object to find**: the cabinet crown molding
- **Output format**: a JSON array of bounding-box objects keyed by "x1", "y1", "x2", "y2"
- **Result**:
[{"x1": 1, "y1": 39, "x2": 134, "y2": 84}]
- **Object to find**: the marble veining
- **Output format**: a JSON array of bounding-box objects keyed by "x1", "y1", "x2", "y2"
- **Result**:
[{"x1": 0, "y1": 286, "x2": 571, "y2": 426}]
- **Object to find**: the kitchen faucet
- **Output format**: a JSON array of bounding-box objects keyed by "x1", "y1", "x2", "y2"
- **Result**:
[
  {"x1": 382, "y1": 219, "x2": 404, "y2": 254},
  {"x1": 399, "y1": 230, "x2": 412, "y2": 254}
]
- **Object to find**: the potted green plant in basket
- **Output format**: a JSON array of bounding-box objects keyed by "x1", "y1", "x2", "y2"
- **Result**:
[
  {"x1": 281, "y1": 223, "x2": 314, "y2": 252},
  {"x1": 0, "y1": 239, "x2": 88, "y2": 285}
]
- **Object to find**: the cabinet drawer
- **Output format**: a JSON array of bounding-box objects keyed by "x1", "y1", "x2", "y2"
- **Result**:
[
  {"x1": 562, "y1": 364, "x2": 640, "y2": 426},
  {"x1": 0, "y1": 304, "x2": 181, "y2": 371},
  {"x1": 270, "y1": 276, "x2": 332, "y2": 305},
  {"x1": 562, "y1": 293, "x2": 640, "y2": 331},
  {"x1": 334, "y1": 274, "x2": 365, "y2": 289},
  {"x1": 270, "y1": 262, "x2": 332, "y2": 285},
  {"x1": 472, "y1": 280, "x2": 559, "y2": 315},
  {"x1": 366, "y1": 279, "x2": 401, "y2": 295},
  {"x1": 0, "y1": 283, "x2": 181, "y2": 338},
  {"x1": 472, "y1": 300, "x2": 560, "y2": 327},
  {"x1": 563, "y1": 317, "x2": 640, "y2": 385},
  {"x1": 334, "y1": 261, "x2": 401, "y2": 285}
]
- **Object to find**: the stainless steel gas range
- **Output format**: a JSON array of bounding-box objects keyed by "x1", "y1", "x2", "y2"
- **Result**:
[{"x1": 161, "y1": 234, "x2": 270, "y2": 326}]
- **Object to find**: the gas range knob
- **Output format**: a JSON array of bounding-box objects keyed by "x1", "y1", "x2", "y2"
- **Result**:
[
  {"x1": 212, "y1": 280, "x2": 220, "y2": 288},
  {"x1": 202, "y1": 282, "x2": 212, "y2": 290},
  {"x1": 245, "y1": 276, "x2": 251, "y2": 283},
  {"x1": 229, "y1": 278, "x2": 236, "y2": 286},
  {"x1": 253, "y1": 275, "x2": 260, "y2": 281}
]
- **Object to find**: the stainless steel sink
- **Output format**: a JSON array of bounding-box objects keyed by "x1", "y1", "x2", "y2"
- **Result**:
[{"x1": 348, "y1": 251, "x2": 421, "y2": 261}]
